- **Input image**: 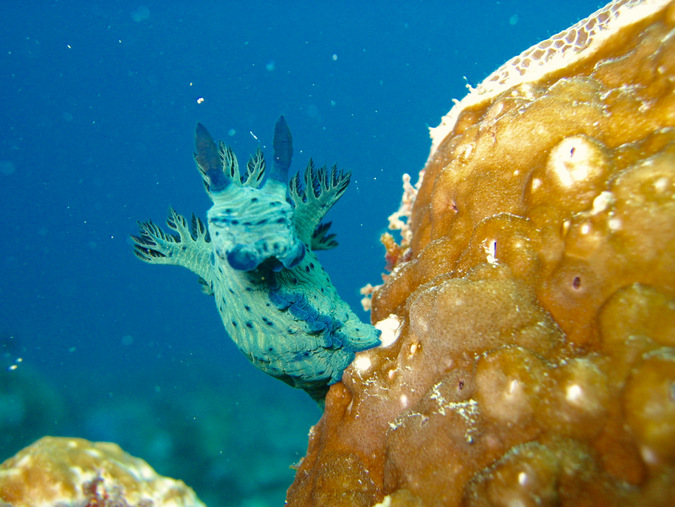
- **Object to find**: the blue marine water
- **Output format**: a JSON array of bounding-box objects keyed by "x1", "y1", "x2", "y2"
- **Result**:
[{"x1": 0, "y1": 1, "x2": 602, "y2": 504}]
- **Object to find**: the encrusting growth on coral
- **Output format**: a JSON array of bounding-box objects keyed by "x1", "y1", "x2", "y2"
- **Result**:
[
  {"x1": 382, "y1": 173, "x2": 421, "y2": 270},
  {"x1": 362, "y1": 171, "x2": 422, "y2": 310},
  {"x1": 287, "y1": 0, "x2": 675, "y2": 505}
]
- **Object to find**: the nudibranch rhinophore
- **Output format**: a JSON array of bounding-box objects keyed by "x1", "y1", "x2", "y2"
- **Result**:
[{"x1": 132, "y1": 116, "x2": 381, "y2": 404}]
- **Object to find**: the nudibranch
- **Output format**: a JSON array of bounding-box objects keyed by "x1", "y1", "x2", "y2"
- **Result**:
[{"x1": 132, "y1": 116, "x2": 381, "y2": 404}]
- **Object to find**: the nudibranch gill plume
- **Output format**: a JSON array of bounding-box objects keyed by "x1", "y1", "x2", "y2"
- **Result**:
[{"x1": 132, "y1": 116, "x2": 381, "y2": 404}]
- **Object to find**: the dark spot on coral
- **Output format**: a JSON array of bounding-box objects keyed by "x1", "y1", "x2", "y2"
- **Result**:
[
  {"x1": 276, "y1": 218, "x2": 285, "y2": 224},
  {"x1": 251, "y1": 197, "x2": 259, "y2": 203},
  {"x1": 232, "y1": 320, "x2": 238, "y2": 327},
  {"x1": 246, "y1": 321, "x2": 253, "y2": 329},
  {"x1": 458, "y1": 379, "x2": 465, "y2": 390},
  {"x1": 244, "y1": 305, "x2": 251, "y2": 312},
  {"x1": 572, "y1": 276, "x2": 582, "y2": 289}
]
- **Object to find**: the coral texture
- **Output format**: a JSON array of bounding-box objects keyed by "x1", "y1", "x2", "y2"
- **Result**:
[
  {"x1": 287, "y1": 0, "x2": 675, "y2": 505},
  {"x1": 0, "y1": 436, "x2": 205, "y2": 506},
  {"x1": 133, "y1": 117, "x2": 380, "y2": 404}
]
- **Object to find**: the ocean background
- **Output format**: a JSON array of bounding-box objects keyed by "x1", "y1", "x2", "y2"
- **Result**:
[{"x1": 0, "y1": 1, "x2": 602, "y2": 505}]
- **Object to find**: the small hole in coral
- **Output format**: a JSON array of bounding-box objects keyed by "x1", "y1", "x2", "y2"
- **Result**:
[
  {"x1": 458, "y1": 379, "x2": 465, "y2": 390},
  {"x1": 570, "y1": 147, "x2": 576, "y2": 157},
  {"x1": 572, "y1": 276, "x2": 581, "y2": 289}
]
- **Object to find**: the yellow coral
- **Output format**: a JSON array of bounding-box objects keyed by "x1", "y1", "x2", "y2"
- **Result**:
[
  {"x1": 0, "y1": 436, "x2": 204, "y2": 507},
  {"x1": 287, "y1": 0, "x2": 675, "y2": 505}
]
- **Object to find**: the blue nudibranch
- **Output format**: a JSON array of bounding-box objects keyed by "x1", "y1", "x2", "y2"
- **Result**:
[{"x1": 132, "y1": 116, "x2": 381, "y2": 404}]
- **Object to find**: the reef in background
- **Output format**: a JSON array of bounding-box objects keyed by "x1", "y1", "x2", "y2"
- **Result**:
[
  {"x1": 0, "y1": 356, "x2": 314, "y2": 506},
  {"x1": 287, "y1": 0, "x2": 675, "y2": 505}
]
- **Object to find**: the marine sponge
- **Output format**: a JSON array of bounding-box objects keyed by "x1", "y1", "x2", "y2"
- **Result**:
[
  {"x1": 287, "y1": 0, "x2": 675, "y2": 505},
  {"x1": 0, "y1": 436, "x2": 205, "y2": 507}
]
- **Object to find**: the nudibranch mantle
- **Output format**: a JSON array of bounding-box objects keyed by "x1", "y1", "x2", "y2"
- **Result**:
[{"x1": 132, "y1": 116, "x2": 381, "y2": 403}]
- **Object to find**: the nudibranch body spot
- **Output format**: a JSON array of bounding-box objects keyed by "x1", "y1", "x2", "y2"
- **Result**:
[{"x1": 132, "y1": 117, "x2": 381, "y2": 404}]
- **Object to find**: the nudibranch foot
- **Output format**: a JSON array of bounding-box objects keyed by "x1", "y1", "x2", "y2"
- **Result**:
[{"x1": 132, "y1": 116, "x2": 380, "y2": 405}]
